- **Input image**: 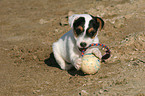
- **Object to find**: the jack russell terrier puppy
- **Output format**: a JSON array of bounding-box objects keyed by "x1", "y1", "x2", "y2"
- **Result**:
[{"x1": 52, "y1": 14, "x2": 104, "y2": 70}]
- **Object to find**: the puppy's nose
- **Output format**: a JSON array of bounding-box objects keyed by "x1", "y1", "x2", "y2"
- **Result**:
[{"x1": 80, "y1": 42, "x2": 87, "y2": 48}]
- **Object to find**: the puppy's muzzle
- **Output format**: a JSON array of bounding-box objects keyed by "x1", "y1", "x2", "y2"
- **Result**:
[{"x1": 79, "y1": 42, "x2": 88, "y2": 52}]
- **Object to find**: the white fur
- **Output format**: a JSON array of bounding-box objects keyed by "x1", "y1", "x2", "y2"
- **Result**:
[{"x1": 53, "y1": 14, "x2": 102, "y2": 70}]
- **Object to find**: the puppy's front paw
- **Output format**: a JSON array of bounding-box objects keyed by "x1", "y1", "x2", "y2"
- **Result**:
[
  {"x1": 74, "y1": 58, "x2": 82, "y2": 70},
  {"x1": 92, "y1": 50, "x2": 102, "y2": 59}
]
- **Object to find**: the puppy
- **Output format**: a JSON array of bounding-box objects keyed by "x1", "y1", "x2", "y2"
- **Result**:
[{"x1": 52, "y1": 14, "x2": 104, "y2": 70}]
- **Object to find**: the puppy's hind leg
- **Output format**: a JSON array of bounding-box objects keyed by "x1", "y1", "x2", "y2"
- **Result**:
[
  {"x1": 53, "y1": 43, "x2": 73, "y2": 70},
  {"x1": 53, "y1": 51, "x2": 73, "y2": 70}
]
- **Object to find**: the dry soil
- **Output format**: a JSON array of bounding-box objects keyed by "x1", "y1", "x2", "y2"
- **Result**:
[{"x1": 0, "y1": 0, "x2": 145, "y2": 96}]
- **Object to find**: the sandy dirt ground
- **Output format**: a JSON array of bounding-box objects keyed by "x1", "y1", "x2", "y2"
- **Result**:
[{"x1": 0, "y1": 0, "x2": 145, "y2": 96}]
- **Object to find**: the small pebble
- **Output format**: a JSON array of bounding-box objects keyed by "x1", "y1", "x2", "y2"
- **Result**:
[{"x1": 80, "y1": 90, "x2": 89, "y2": 95}]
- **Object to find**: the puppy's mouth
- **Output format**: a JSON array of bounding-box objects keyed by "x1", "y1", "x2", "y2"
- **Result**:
[{"x1": 78, "y1": 47, "x2": 89, "y2": 52}]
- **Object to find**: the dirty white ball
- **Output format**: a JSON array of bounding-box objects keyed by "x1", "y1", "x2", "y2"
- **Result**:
[{"x1": 81, "y1": 53, "x2": 101, "y2": 74}]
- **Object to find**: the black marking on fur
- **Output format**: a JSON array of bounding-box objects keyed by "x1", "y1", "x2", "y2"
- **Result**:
[
  {"x1": 92, "y1": 15, "x2": 104, "y2": 30},
  {"x1": 86, "y1": 19, "x2": 99, "y2": 38},
  {"x1": 73, "y1": 17, "x2": 85, "y2": 36}
]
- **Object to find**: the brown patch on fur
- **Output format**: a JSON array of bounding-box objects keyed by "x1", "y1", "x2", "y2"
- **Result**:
[
  {"x1": 88, "y1": 28, "x2": 97, "y2": 39},
  {"x1": 97, "y1": 18, "x2": 102, "y2": 30},
  {"x1": 73, "y1": 31, "x2": 78, "y2": 37},
  {"x1": 91, "y1": 35, "x2": 96, "y2": 39},
  {"x1": 78, "y1": 26, "x2": 83, "y2": 31},
  {"x1": 74, "y1": 26, "x2": 83, "y2": 37},
  {"x1": 88, "y1": 27, "x2": 94, "y2": 33}
]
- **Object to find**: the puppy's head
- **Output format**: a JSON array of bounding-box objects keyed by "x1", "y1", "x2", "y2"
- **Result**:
[{"x1": 69, "y1": 14, "x2": 104, "y2": 51}]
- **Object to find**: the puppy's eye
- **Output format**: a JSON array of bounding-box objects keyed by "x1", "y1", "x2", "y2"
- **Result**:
[
  {"x1": 75, "y1": 28, "x2": 82, "y2": 35},
  {"x1": 87, "y1": 31, "x2": 96, "y2": 38}
]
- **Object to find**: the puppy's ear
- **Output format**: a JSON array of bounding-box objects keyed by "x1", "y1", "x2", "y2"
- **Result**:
[
  {"x1": 69, "y1": 14, "x2": 79, "y2": 28},
  {"x1": 94, "y1": 17, "x2": 104, "y2": 31}
]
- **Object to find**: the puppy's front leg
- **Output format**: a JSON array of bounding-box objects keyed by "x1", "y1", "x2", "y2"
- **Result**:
[
  {"x1": 85, "y1": 47, "x2": 102, "y2": 59},
  {"x1": 70, "y1": 54, "x2": 82, "y2": 70}
]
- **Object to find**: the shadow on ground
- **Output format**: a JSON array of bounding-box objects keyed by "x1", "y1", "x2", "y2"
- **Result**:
[{"x1": 44, "y1": 53, "x2": 86, "y2": 76}]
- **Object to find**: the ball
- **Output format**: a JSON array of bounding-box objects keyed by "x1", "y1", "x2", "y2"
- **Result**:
[{"x1": 81, "y1": 53, "x2": 101, "y2": 74}]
